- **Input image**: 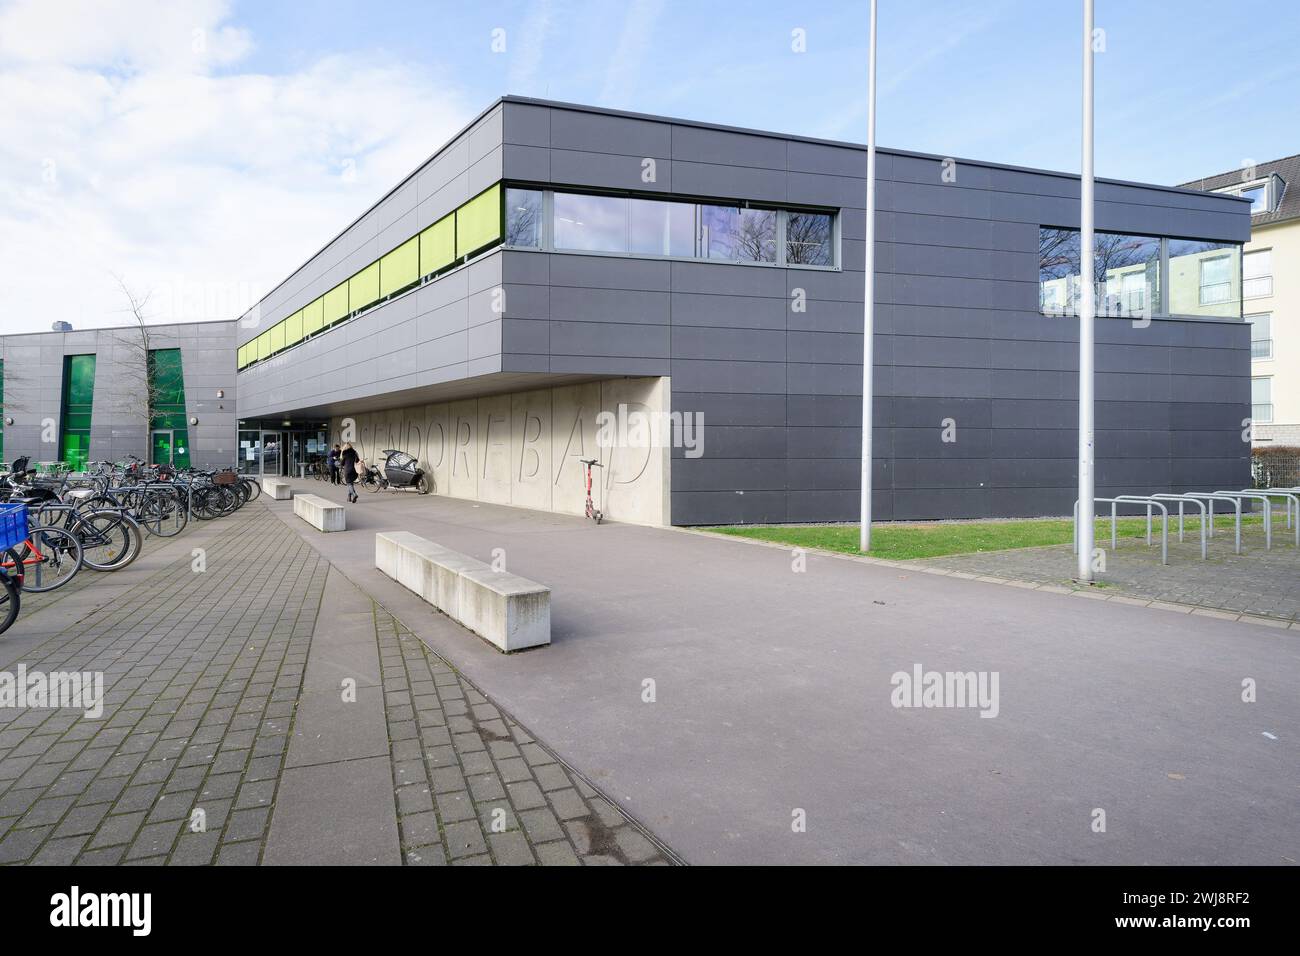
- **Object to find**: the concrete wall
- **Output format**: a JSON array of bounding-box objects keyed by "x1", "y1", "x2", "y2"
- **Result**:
[
  {"x1": 1, "y1": 320, "x2": 237, "y2": 468},
  {"x1": 330, "y1": 376, "x2": 669, "y2": 525}
]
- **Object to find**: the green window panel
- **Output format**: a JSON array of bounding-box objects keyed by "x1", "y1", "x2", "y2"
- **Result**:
[
  {"x1": 268, "y1": 322, "x2": 285, "y2": 354},
  {"x1": 420, "y1": 214, "x2": 455, "y2": 276},
  {"x1": 302, "y1": 296, "x2": 324, "y2": 336},
  {"x1": 285, "y1": 310, "x2": 303, "y2": 346},
  {"x1": 456, "y1": 184, "x2": 502, "y2": 257},
  {"x1": 324, "y1": 282, "x2": 349, "y2": 324},
  {"x1": 256, "y1": 331, "x2": 270, "y2": 361},
  {"x1": 381, "y1": 236, "x2": 419, "y2": 298},
  {"x1": 148, "y1": 348, "x2": 191, "y2": 468},
  {"x1": 237, "y1": 343, "x2": 248, "y2": 368},
  {"x1": 59, "y1": 354, "x2": 96, "y2": 472},
  {"x1": 349, "y1": 261, "x2": 380, "y2": 312}
]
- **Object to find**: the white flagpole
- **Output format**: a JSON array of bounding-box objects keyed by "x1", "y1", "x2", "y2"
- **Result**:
[
  {"x1": 1077, "y1": 0, "x2": 1096, "y2": 581},
  {"x1": 860, "y1": 0, "x2": 878, "y2": 553}
]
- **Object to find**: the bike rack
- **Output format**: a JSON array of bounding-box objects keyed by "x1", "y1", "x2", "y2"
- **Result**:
[
  {"x1": 1242, "y1": 488, "x2": 1300, "y2": 547},
  {"x1": 1148, "y1": 494, "x2": 1208, "y2": 560},
  {"x1": 1212, "y1": 491, "x2": 1274, "y2": 550},
  {"x1": 1180, "y1": 493, "x2": 1242, "y2": 555},
  {"x1": 1074, "y1": 496, "x2": 1169, "y2": 565}
]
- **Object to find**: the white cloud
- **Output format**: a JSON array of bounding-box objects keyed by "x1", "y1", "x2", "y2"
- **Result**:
[{"x1": 0, "y1": 0, "x2": 473, "y2": 333}]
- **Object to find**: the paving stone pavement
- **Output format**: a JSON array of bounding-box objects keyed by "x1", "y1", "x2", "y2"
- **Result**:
[
  {"x1": 917, "y1": 524, "x2": 1300, "y2": 623},
  {"x1": 0, "y1": 500, "x2": 674, "y2": 865}
]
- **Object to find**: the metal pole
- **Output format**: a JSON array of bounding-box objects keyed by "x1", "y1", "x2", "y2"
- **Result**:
[
  {"x1": 860, "y1": 0, "x2": 878, "y2": 552},
  {"x1": 1076, "y1": 0, "x2": 1096, "y2": 582}
]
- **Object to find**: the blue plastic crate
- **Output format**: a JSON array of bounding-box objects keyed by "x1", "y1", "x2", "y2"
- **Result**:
[{"x1": 0, "y1": 504, "x2": 29, "y2": 552}]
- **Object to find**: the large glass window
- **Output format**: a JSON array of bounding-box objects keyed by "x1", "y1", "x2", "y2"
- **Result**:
[
  {"x1": 1247, "y1": 313, "x2": 1272, "y2": 359},
  {"x1": 701, "y1": 206, "x2": 777, "y2": 262},
  {"x1": 1096, "y1": 233, "x2": 1161, "y2": 318},
  {"x1": 505, "y1": 188, "x2": 543, "y2": 248},
  {"x1": 1038, "y1": 227, "x2": 1082, "y2": 314},
  {"x1": 1168, "y1": 239, "x2": 1240, "y2": 317},
  {"x1": 786, "y1": 211, "x2": 834, "y2": 265},
  {"x1": 148, "y1": 348, "x2": 191, "y2": 469},
  {"x1": 554, "y1": 193, "x2": 629, "y2": 253},
  {"x1": 1251, "y1": 377, "x2": 1272, "y2": 423},
  {"x1": 1243, "y1": 249, "x2": 1272, "y2": 298},
  {"x1": 628, "y1": 198, "x2": 695, "y2": 257}
]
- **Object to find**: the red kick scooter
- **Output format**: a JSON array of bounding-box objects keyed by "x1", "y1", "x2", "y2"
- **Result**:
[{"x1": 581, "y1": 459, "x2": 603, "y2": 524}]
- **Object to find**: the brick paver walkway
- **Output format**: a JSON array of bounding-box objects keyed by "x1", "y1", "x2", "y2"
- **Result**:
[
  {"x1": 917, "y1": 525, "x2": 1300, "y2": 623},
  {"x1": 0, "y1": 501, "x2": 673, "y2": 865}
]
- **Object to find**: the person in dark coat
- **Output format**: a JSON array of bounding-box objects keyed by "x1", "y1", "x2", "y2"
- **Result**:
[
  {"x1": 340, "y1": 442, "x2": 361, "y2": 503},
  {"x1": 327, "y1": 444, "x2": 341, "y2": 484}
]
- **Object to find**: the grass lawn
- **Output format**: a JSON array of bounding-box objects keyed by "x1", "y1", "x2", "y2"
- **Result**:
[{"x1": 710, "y1": 514, "x2": 1266, "y2": 562}]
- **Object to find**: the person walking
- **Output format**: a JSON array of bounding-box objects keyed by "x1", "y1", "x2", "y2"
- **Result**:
[
  {"x1": 327, "y1": 443, "x2": 341, "y2": 485},
  {"x1": 340, "y1": 442, "x2": 361, "y2": 503}
]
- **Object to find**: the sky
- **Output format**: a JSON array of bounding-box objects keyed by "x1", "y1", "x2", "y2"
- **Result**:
[{"x1": 1, "y1": 0, "x2": 1297, "y2": 334}]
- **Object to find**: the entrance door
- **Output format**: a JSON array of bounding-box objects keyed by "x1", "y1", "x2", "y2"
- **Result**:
[
  {"x1": 260, "y1": 430, "x2": 282, "y2": 478},
  {"x1": 151, "y1": 430, "x2": 174, "y2": 466}
]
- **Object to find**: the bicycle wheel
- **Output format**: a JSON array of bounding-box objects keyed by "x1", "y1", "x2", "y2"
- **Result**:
[
  {"x1": 244, "y1": 477, "x2": 262, "y2": 502},
  {"x1": 138, "y1": 490, "x2": 188, "y2": 536},
  {"x1": 364, "y1": 475, "x2": 381, "y2": 493},
  {"x1": 78, "y1": 511, "x2": 142, "y2": 571},
  {"x1": 15, "y1": 526, "x2": 84, "y2": 592},
  {"x1": 0, "y1": 572, "x2": 19, "y2": 636}
]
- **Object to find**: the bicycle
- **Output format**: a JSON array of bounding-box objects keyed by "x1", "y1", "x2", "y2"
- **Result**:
[
  {"x1": 358, "y1": 465, "x2": 387, "y2": 494},
  {"x1": 1, "y1": 525, "x2": 84, "y2": 592},
  {"x1": 581, "y1": 459, "x2": 603, "y2": 524}
]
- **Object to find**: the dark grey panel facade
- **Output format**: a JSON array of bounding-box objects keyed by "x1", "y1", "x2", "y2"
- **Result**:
[{"x1": 235, "y1": 96, "x2": 1252, "y2": 524}]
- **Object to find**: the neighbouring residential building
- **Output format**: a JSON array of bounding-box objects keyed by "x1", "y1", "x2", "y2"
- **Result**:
[
  {"x1": 1183, "y1": 155, "x2": 1299, "y2": 445},
  {"x1": 0, "y1": 322, "x2": 237, "y2": 471}
]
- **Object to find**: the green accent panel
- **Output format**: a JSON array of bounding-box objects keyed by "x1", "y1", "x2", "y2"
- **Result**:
[
  {"x1": 237, "y1": 343, "x2": 248, "y2": 369},
  {"x1": 59, "y1": 354, "x2": 96, "y2": 472},
  {"x1": 269, "y1": 322, "x2": 285, "y2": 353},
  {"x1": 420, "y1": 214, "x2": 456, "y2": 276},
  {"x1": 381, "y1": 236, "x2": 419, "y2": 297},
  {"x1": 285, "y1": 310, "x2": 303, "y2": 346},
  {"x1": 302, "y1": 297, "x2": 324, "y2": 336},
  {"x1": 456, "y1": 184, "x2": 502, "y2": 257},
  {"x1": 256, "y1": 331, "x2": 270, "y2": 361},
  {"x1": 324, "y1": 282, "x2": 349, "y2": 324},
  {"x1": 349, "y1": 262, "x2": 380, "y2": 312}
]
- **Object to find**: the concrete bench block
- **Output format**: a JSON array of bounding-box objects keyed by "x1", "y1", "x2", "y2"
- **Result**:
[
  {"x1": 263, "y1": 477, "x2": 294, "y2": 500},
  {"x1": 374, "y1": 531, "x2": 550, "y2": 652},
  {"x1": 457, "y1": 568, "x2": 551, "y2": 652},
  {"x1": 294, "y1": 493, "x2": 345, "y2": 532}
]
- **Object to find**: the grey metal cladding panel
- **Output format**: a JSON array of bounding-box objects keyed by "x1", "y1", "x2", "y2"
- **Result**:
[
  {"x1": 787, "y1": 490, "x2": 863, "y2": 523},
  {"x1": 673, "y1": 391, "x2": 787, "y2": 425},
  {"x1": 787, "y1": 140, "x2": 866, "y2": 179},
  {"x1": 503, "y1": 144, "x2": 550, "y2": 181},
  {"x1": 669, "y1": 358, "x2": 785, "y2": 394},
  {"x1": 502, "y1": 101, "x2": 550, "y2": 147},
  {"x1": 548, "y1": 320, "x2": 669, "y2": 358},
  {"x1": 549, "y1": 254, "x2": 670, "y2": 292},
  {"x1": 549, "y1": 286, "x2": 668, "y2": 325},
  {"x1": 671, "y1": 458, "x2": 786, "y2": 492},
  {"x1": 669, "y1": 124, "x2": 786, "y2": 170},
  {"x1": 549, "y1": 355, "x2": 666, "y2": 376},
  {"x1": 694, "y1": 426, "x2": 785, "y2": 459},
  {"x1": 889, "y1": 427, "x2": 992, "y2": 459},
  {"x1": 787, "y1": 426, "x2": 865, "y2": 459},
  {"x1": 500, "y1": 317, "x2": 550, "y2": 354},
  {"x1": 670, "y1": 490, "x2": 787, "y2": 525},
  {"x1": 787, "y1": 393, "x2": 870, "y2": 428},
  {"x1": 467, "y1": 106, "x2": 504, "y2": 164},
  {"x1": 786, "y1": 457, "x2": 860, "y2": 491},
  {"x1": 891, "y1": 396, "x2": 991, "y2": 428},
  {"x1": 548, "y1": 108, "x2": 671, "y2": 158},
  {"x1": 669, "y1": 260, "x2": 786, "y2": 298},
  {"x1": 785, "y1": 330, "x2": 861, "y2": 365},
  {"x1": 468, "y1": 148, "x2": 504, "y2": 195},
  {"x1": 671, "y1": 326, "x2": 785, "y2": 362},
  {"x1": 416, "y1": 139, "x2": 470, "y2": 203},
  {"x1": 670, "y1": 292, "x2": 786, "y2": 330},
  {"x1": 671, "y1": 162, "x2": 787, "y2": 204},
  {"x1": 548, "y1": 149, "x2": 671, "y2": 193}
]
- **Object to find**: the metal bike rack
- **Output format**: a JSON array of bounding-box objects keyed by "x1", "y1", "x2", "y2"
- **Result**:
[
  {"x1": 1181, "y1": 493, "x2": 1242, "y2": 554},
  {"x1": 1242, "y1": 489, "x2": 1300, "y2": 547},
  {"x1": 1148, "y1": 494, "x2": 1208, "y2": 560},
  {"x1": 1213, "y1": 491, "x2": 1274, "y2": 550},
  {"x1": 1074, "y1": 496, "x2": 1169, "y2": 565}
]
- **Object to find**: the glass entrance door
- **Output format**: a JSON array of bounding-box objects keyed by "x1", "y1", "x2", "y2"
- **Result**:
[
  {"x1": 151, "y1": 430, "x2": 174, "y2": 466},
  {"x1": 260, "y1": 430, "x2": 282, "y2": 478}
]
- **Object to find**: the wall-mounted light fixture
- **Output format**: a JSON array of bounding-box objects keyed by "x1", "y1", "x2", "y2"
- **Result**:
[
  {"x1": 216, "y1": 389, "x2": 225, "y2": 399},
  {"x1": 189, "y1": 417, "x2": 199, "y2": 426},
  {"x1": 3, "y1": 417, "x2": 12, "y2": 426}
]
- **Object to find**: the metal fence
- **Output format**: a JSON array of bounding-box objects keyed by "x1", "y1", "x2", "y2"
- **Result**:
[{"x1": 1253, "y1": 455, "x2": 1300, "y2": 489}]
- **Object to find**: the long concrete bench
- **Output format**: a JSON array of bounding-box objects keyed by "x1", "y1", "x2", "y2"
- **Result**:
[
  {"x1": 263, "y1": 477, "x2": 294, "y2": 500},
  {"x1": 374, "y1": 531, "x2": 550, "y2": 652},
  {"x1": 294, "y1": 493, "x2": 345, "y2": 532}
]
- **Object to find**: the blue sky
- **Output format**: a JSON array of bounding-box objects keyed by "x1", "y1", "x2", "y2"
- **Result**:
[{"x1": 1, "y1": 0, "x2": 1296, "y2": 331}]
